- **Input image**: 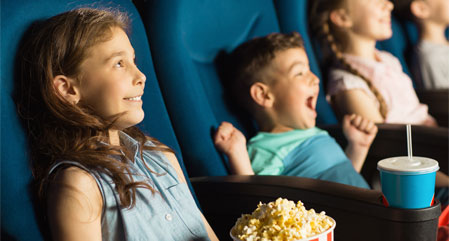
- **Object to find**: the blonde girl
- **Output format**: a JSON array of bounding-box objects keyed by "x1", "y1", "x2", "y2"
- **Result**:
[
  {"x1": 310, "y1": 0, "x2": 437, "y2": 126},
  {"x1": 16, "y1": 8, "x2": 218, "y2": 241}
]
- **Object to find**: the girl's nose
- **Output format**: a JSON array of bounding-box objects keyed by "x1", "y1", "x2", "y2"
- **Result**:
[{"x1": 134, "y1": 67, "x2": 146, "y2": 86}]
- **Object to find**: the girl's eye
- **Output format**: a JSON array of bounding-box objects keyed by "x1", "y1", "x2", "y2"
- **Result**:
[{"x1": 296, "y1": 72, "x2": 304, "y2": 76}]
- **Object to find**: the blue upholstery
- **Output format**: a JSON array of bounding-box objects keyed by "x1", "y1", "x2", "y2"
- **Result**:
[
  {"x1": 273, "y1": 0, "x2": 338, "y2": 125},
  {"x1": 1, "y1": 0, "x2": 186, "y2": 240},
  {"x1": 142, "y1": 0, "x2": 282, "y2": 177}
]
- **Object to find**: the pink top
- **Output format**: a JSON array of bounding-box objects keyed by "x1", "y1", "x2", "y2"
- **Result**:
[{"x1": 327, "y1": 50, "x2": 433, "y2": 125}]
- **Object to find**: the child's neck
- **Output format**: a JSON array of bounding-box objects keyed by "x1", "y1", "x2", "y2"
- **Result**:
[
  {"x1": 342, "y1": 36, "x2": 378, "y2": 61},
  {"x1": 109, "y1": 129, "x2": 121, "y2": 146},
  {"x1": 257, "y1": 117, "x2": 294, "y2": 133},
  {"x1": 419, "y1": 22, "x2": 449, "y2": 45}
]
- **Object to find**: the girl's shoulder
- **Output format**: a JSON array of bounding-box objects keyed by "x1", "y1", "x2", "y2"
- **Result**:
[
  {"x1": 48, "y1": 161, "x2": 102, "y2": 195},
  {"x1": 47, "y1": 164, "x2": 103, "y2": 219},
  {"x1": 50, "y1": 165, "x2": 99, "y2": 192},
  {"x1": 328, "y1": 68, "x2": 369, "y2": 87}
]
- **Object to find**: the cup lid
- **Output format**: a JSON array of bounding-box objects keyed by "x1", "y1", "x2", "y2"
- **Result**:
[{"x1": 377, "y1": 156, "x2": 439, "y2": 174}]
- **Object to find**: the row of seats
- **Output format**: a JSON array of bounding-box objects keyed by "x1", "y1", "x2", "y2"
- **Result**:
[{"x1": 1, "y1": 0, "x2": 447, "y2": 240}]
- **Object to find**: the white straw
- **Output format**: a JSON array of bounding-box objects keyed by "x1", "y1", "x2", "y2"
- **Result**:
[{"x1": 406, "y1": 124, "x2": 413, "y2": 160}]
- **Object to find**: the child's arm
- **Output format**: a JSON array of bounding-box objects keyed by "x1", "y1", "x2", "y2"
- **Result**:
[
  {"x1": 333, "y1": 90, "x2": 384, "y2": 123},
  {"x1": 47, "y1": 167, "x2": 103, "y2": 241},
  {"x1": 214, "y1": 122, "x2": 254, "y2": 175},
  {"x1": 436, "y1": 171, "x2": 449, "y2": 188},
  {"x1": 343, "y1": 114, "x2": 378, "y2": 172}
]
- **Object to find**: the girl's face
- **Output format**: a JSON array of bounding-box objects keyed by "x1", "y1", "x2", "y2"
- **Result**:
[
  {"x1": 346, "y1": 0, "x2": 394, "y2": 41},
  {"x1": 78, "y1": 27, "x2": 146, "y2": 130}
]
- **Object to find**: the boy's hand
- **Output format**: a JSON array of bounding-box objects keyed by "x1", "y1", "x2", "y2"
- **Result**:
[
  {"x1": 214, "y1": 121, "x2": 247, "y2": 156},
  {"x1": 343, "y1": 114, "x2": 378, "y2": 148}
]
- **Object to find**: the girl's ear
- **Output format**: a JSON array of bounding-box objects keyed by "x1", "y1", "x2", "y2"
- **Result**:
[
  {"x1": 250, "y1": 82, "x2": 274, "y2": 108},
  {"x1": 410, "y1": 0, "x2": 430, "y2": 19},
  {"x1": 329, "y1": 8, "x2": 353, "y2": 28},
  {"x1": 53, "y1": 75, "x2": 81, "y2": 104}
]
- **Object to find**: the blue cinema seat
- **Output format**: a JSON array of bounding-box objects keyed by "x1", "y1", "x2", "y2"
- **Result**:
[
  {"x1": 139, "y1": 0, "x2": 442, "y2": 240},
  {"x1": 141, "y1": 0, "x2": 283, "y2": 177},
  {"x1": 1, "y1": 0, "x2": 188, "y2": 240}
]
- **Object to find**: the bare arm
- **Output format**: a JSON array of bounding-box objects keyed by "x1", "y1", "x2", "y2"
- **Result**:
[
  {"x1": 47, "y1": 167, "x2": 103, "y2": 241},
  {"x1": 333, "y1": 89, "x2": 384, "y2": 123},
  {"x1": 343, "y1": 114, "x2": 378, "y2": 172},
  {"x1": 436, "y1": 171, "x2": 449, "y2": 188},
  {"x1": 214, "y1": 122, "x2": 254, "y2": 175},
  {"x1": 163, "y1": 152, "x2": 219, "y2": 241}
]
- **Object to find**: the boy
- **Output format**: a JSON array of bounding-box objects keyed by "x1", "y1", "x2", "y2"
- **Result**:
[
  {"x1": 214, "y1": 32, "x2": 377, "y2": 188},
  {"x1": 394, "y1": 0, "x2": 449, "y2": 89}
]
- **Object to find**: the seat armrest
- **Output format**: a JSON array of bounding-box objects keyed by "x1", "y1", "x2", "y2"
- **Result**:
[
  {"x1": 191, "y1": 175, "x2": 440, "y2": 241},
  {"x1": 320, "y1": 124, "x2": 449, "y2": 184},
  {"x1": 416, "y1": 89, "x2": 449, "y2": 127}
]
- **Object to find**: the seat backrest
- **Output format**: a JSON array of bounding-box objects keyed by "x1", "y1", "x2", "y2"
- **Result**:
[
  {"x1": 1, "y1": 1, "x2": 185, "y2": 240},
  {"x1": 273, "y1": 0, "x2": 338, "y2": 125},
  {"x1": 142, "y1": 0, "x2": 282, "y2": 177}
]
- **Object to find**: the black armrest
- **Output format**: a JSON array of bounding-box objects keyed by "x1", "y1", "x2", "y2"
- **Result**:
[
  {"x1": 416, "y1": 89, "x2": 449, "y2": 127},
  {"x1": 320, "y1": 124, "x2": 449, "y2": 185},
  {"x1": 191, "y1": 175, "x2": 440, "y2": 241}
]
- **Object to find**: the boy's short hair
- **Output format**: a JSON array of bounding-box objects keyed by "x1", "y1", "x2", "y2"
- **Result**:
[{"x1": 227, "y1": 32, "x2": 304, "y2": 112}]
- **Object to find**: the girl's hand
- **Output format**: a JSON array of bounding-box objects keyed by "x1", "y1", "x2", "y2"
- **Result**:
[
  {"x1": 214, "y1": 121, "x2": 247, "y2": 156},
  {"x1": 343, "y1": 114, "x2": 378, "y2": 148}
]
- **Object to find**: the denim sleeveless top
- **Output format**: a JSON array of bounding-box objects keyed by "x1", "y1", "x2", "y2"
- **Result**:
[{"x1": 48, "y1": 132, "x2": 209, "y2": 241}]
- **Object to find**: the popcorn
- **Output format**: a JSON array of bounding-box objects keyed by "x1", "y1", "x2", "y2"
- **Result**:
[{"x1": 231, "y1": 198, "x2": 335, "y2": 241}]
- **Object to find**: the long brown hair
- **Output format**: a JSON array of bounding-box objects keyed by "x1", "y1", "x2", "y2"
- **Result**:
[
  {"x1": 15, "y1": 8, "x2": 172, "y2": 209},
  {"x1": 309, "y1": 0, "x2": 388, "y2": 119}
]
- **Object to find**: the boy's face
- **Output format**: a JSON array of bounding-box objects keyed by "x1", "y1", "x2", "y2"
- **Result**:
[
  {"x1": 424, "y1": 0, "x2": 449, "y2": 25},
  {"x1": 77, "y1": 27, "x2": 146, "y2": 131},
  {"x1": 266, "y1": 48, "x2": 320, "y2": 130}
]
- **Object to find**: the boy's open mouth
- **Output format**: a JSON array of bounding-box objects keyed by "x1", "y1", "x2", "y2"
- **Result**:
[{"x1": 306, "y1": 96, "x2": 315, "y2": 111}]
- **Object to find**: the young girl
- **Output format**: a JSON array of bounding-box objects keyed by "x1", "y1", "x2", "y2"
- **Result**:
[
  {"x1": 309, "y1": 0, "x2": 437, "y2": 126},
  {"x1": 15, "y1": 8, "x2": 218, "y2": 241}
]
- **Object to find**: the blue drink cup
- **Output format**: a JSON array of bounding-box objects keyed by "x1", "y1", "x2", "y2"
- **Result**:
[{"x1": 377, "y1": 156, "x2": 439, "y2": 209}]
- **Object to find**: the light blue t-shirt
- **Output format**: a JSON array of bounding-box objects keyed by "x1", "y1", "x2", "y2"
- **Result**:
[
  {"x1": 248, "y1": 127, "x2": 369, "y2": 189},
  {"x1": 49, "y1": 132, "x2": 209, "y2": 241}
]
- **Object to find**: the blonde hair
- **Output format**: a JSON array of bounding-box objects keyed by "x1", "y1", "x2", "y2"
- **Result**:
[{"x1": 310, "y1": 0, "x2": 388, "y2": 119}]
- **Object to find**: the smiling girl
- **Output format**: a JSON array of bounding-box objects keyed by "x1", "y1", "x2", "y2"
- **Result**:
[
  {"x1": 16, "y1": 8, "x2": 218, "y2": 241},
  {"x1": 310, "y1": 0, "x2": 437, "y2": 126}
]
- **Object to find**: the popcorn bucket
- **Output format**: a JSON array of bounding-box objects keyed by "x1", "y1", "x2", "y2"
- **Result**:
[{"x1": 230, "y1": 217, "x2": 336, "y2": 241}]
